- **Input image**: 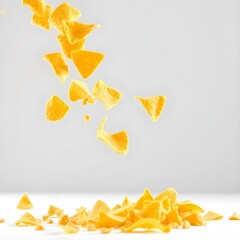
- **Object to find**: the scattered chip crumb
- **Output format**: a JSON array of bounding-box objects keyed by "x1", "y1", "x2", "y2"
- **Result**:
[
  {"x1": 1, "y1": 9, "x2": 6, "y2": 14},
  {"x1": 42, "y1": 215, "x2": 48, "y2": 222},
  {"x1": 83, "y1": 114, "x2": 91, "y2": 123},
  {"x1": 87, "y1": 223, "x2": 96, "y2": 231},
  {"x1": 35, "y1": 225, "x2": 44, "y2": 231},
  {"x1": 47, "y1": 218, "x2": 53, "y2": 224},
  {"x1": 182, "y1": 220, "x2": 190, "y2": 229},
  {"x1": 0, "y1": 218, "x2": 5, "y2": 223}
]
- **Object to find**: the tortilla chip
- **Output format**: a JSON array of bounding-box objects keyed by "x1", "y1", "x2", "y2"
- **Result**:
[
  {"x1": 44, "y1": 52, "x2": 68, "y2": 82},
  {"x1": 229, "y1": 212, "x2": 240, "y2": 220},
  {"x1": 60, "y1": 222, "x2": 79, "y2": 233},
  {"x1": 96, "y1": 212, "x2": 126, "y2": 228},
  {"x1": 111, "y1": 204, "x2": 134, "y2": 217},
  {"x1": 155, "y1": 188, "x2": 177, "y2": 209},
  {"x1": 15, "y1": 212, "x2": 41, "y2": 226},
  {"x1": 182, "y1": 220, "x2": 190, "y2": 229},
  {"x1": 32, "y1": 5, "x2": 52, "y2": 30},
  {"x1": 97, "y1": 117, "x2": 128, "y2": 154},
  {"x1": 69, "y1": 209, "x2": 87, "y2": 226},
  {"x1": 0, "y1": 219, "x2": 5, "y2": 223},
  {"x1": 182, "y1": 212, "x2": 206, "y2": 226},
  {"x1": 71, "y1": 50, "x2": 104, "y2": 79},
  {"x1": 135, "y1": 96, "x2": 166, "y2": 122},
  {"x1": 135, "y1": 188, "x2": 153, "y2": 210},
  {"x1": 91, "y1": 200, "x2": 110, "y2": 217},
  {"x1": 16, "y1": 192, "x2": 33, "y2": 209},
  {"x1": 62, "y1": 20, "x2": 100, "y2": 44},
  {"x1": 58, "y1": 214, "x2": 69, "y2": 225},
  {"x1": 101, "y1": 227, "x2": 113, "y2": 234},
  {"x1": 122, "y1": 196, "x2": 131, "y2": 206},
  {"x1": 57, "y1": 35, "x2": 85, "y2": 59},
  {"x1": 137, "y1": 201, "x2": 161, "y2": 221},
  {"x1": 165, "y1": 209, "x2": 182, "y2": 225},
  {"x1": 87, "y1": 223, "x2": 97, "y2": 231},
  {"x1": 46, "y1": 95, "x2": 70, "y2": 121},
  {"x1": 47, "y1": 205, "x2": 64, "y2": 217},
  {"x1": 93, "y1": 80, "x2": 122, "y2": 109},
  {"x1": 22, "y1": 0, "x2": 46, "y2": 16},
  {"x1": 204, "y1": 211, "x2": 223, "y2": 221},
  {"x1": 50, "y1": 2, "x2": 81, "y2": 34},
  {"x1": 178, "y1": 202, "x2": 204, "y2": 214}
]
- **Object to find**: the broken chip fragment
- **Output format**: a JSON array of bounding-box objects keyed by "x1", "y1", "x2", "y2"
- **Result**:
[
  {"x1": 97, "y1": 117, "x2": 128, "y2": 154},
  {"x1": 15, "y1": 212, "x2": 41, "y2": 226},
  {"x1": 22, "y1": 0, "x2": 46, "y2": 16},
  {"x1": 204, "y1": 211, "x2": 223, "y2": 221},
  {"x1": 32, "y1": 5, "x2": 52, "y2": 30},
  {"x1": 16, "y1": 192, "x2": 33, "y2": 209},
  {"x1": 59, "y1": 222, "x2": 80, "y2": 233}
]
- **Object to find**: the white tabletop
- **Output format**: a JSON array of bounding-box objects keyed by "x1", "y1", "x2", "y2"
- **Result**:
[{"x1": 0, "y1": 193, "x2": 239, "y2": 240}]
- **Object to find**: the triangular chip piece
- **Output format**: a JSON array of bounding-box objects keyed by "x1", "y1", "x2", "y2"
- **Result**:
[
  {"x1": 97, "y1": 117, "x2": 128, "y2": 154},
  {"x1": 135, "y1": 188, "x2": 153, "y2": 210},
  {"x1": 204, "y1": 211, "x2": 223, "y2": 221},
  {"x1": 137, "y1": 201, "x2": 161, "y2": 221},
  {"x1": 90, "y1": 200, "x2": 110, "y2": 218},
  {"x1": 155, "y1": 188, "x2": 177, "y2": 209},
  {"x1": 96, "y1": 212, "x2": 126, "y2": 228},
  {"x1": 57, "y1": 35, "x2": 85, "y2": 59},
  {"x1": 111, "y1": 204, "x2": 134, "y2": 217},
  {"x1": 165, "y1": 208, "x2": 182, "y2": 225},
  {"x1": 32, "y1": 5, "x2": 52, "y2": 30},
  {"x1": 15, "y1": 212, "x2": 41, "y2": 226},
  {"x1": 50, "y1": 2, "x2": 81, "y2": 34},
  {"x1": 182, "y1": 212, "x2": 206, "y2": 226},
  {"x1": 17, "y1": 192, "x2": 33, "y2": 209},
  {"x1": 93, "y1": 80, "x2": 122, "y2": 109},
  {"x1": 60, "y1": 222, "x2": 80, "y2": 233},
  {"x1": 44, "y1": 52, "x2": 68, "y2": 82},
  {"x1": 68, "y1": 80, "x2": 94, "y2": 105},
  {"x1": 46, "y1": 95, "x2": 70, "y2": 121},
  {"x1": 62, "y1": 20, "x2": 100, "y2": 44},
  {"x1": 136, "y1": 96, "x2": 166, "y2": 122},
  {"x1": 71, "y1": 50, "x2": 104, "y2": 79},
  {"x1": 47, "y1": 205, "x2": 64, "y2": 217},
  {"x1": 229, "y1": 212, "x2": 240, "y2": 220},
  {"x1": 22, "y1": 0, "x2": 46, "y2": 16}
]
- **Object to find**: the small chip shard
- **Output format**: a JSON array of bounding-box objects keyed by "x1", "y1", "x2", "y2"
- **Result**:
[
  {"x1": 32, "y1": 5, "x2": 52, "y2": 30},
  {"x1": 17, "y1": 192, "x2": 33, "y2": 209},
  {"x1": 22, "y1": 0, "x2": 46, "y2": 16},
  {"x1": 229, "y1": 212, "x2": 240, "y2": 220},
  {"x1": 135, "y1": 96, "x2": 166, "y2": 122},
  {"x1": 83, "y1": 114, "x2": 91, "y2": 123},
  {"x1": 93, "y1": 80, "x2": 122, "y2": 109},
  {"x1": 35, "y1": 225, "x2": 44, "y2": 231},
  {"x1": 97, "y1": 117, "x2": 128, "y2": 154},
  {"x1": 60, "y1": 222, "x2": 80, "y2": 233},
  {"x1": 204, "y1": 211, "x2": 223, "y2": 221}
]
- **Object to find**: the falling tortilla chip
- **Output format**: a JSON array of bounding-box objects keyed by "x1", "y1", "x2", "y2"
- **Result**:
[
  {"x1": 57, "y1": 35, "x2": 85, "y2": 59},
  {"x1": 83, "y1": 114, "x2": 91, "y2": 123},
  {"x1": 121, "y1": 218, "x2": 171, "y2": 233},
  {"x1": 60, "y1": 222, "x2": 80, "y2": 233},
  {"x1": 68, "y1": 80, "x2": 94, "y2": 105},
  {"x1": 135, "y1": 96, "x2": 166, "y2": 122},
  {"x1": 204, "y1": 211, "x2": 223, "y2": 221},
  {"x1": 97, "y1": 117, "x2": 128, "y2": 154},
  {"x1": 32, "y1": 5, "x2": 52, "y2": 30},
  {"x1": 22, "y1": 0, "x2": 46, "y2": 16},
  {"x1": 44, "y1": 52, "x2": 68, "y2": 82},
  {"x1": 155, "y1": 188, "x2": 177, "y2": 209},
  {"x1": 50, "y1": 2, "x2": 81, "y2": 34},
  {"x1": 46, "y1": 95, "x2": 70, "y2": 121},
  {"x1": 47, "y1": 205, "x2": 64, "y2": 217},
  {"x1": 93, "y1": 80, "x2": 122, "y2": 109},
  {"x1": 15, "y1": 212, "x2": 41, "y2": 226},
  {"x1": 229, "y1": 212, "x2": 240, "y2": 220},
  {"x1": 62, "y1": 20, "x2": 100, "y2": 44},
  {"x1": 17, "y1": 192, "x2": 33, "y2": 209},
  {"x1": 96, "y1": 212, "x2": 126, "y2": 228},
  {"x1": 71, "y1": 50, "x2": 104, "y2": 79},
  {"x1": 135, "y1": 188, "x2": 153, "y2": 210}
]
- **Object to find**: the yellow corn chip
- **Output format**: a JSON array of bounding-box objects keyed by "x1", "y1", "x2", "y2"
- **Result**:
[
  {"x1": 60, "y1": 222, "x2": 80, "y2": 233},
  {"x1": 83, "y1": 114, "x2": 91, "y2": 123},
  {"x1": 57, "y1": 35, "x2": 85, "y2": 59},
  {"x1": 93, "y1": 80, "x2": 122, "y2": 109},
  {"x1": 16, "y1": 192, "x2": 33, "y2": 209},
  {"x1": 229, "y1": 212, "x2": 240, "y2": 220},
  {"x1": 165, "y1": 209, "x2": 182, "y2": 225},
  {"x1": 58, "y1": 214, "x2": 69, "y2": 225},
  {"x1": 97, "y1": 117, "x2": 128, "y2": 154},
  {"x1": 44, "y1": 52, "x2": 68, "y2": 82},
  {"x1": 0, "y1": 218, "x2": 5, "y2": 223},
  {"x1": 137, "y1": 201, "x2": 161, "y2": 221},
  {"x1": 91, "y1": 200, "x2": 110, "y2": 217},
  {"x1": 122, "y1": 196, "x2": 131, "y2": 206},
  {"x1": 71, "y1": 50, "x2": 104, "y2": 79},
  {"x1": 178, "y1": 202, "x2": 204, "y2": 214},
  {"x1": 182, "y1": 220, "x2": 190, "y2": 229},
  {"x1": 46, "y1": 95, "x2": 70, "y2": 121},
  {"x1": 182, "y1": 212, "x2": 206, "y2": 226},
  {"x1": 111, "y1": 204, "x2": 134, "y2": 217},
  {"x1": 22, "y1": 0, "x2": 46, "y2": 16},
  {"x1": 47, "y1": 205, "x2": 64, "y2": 217},
  {"x1": 204, "y1": 211, "x2": 223, "y2": 221},
  {"x1": 47, "y1": 218, "x2": 53, "y2": 224},
  {"x1": 69, "y1": 210, "x2": 87, "y2": 226},
  {"x1": 68, "y1": 80, "x2": 94, "y2": 104},
  {"x1": 15, "y1": 212, "x2": 41, "y2": 226},
  {"x1": 96, "y1": 211, "x2": 126, "y2": 228},
  {"x1": 135, "y1": 188, "x2": 153, "y2": 210},
  {"x1": 101, "y1": 227, "x2": 113, "y2": 234},
  {"x1": 62, "y1": 20, "x2": 100, "y2": 44},
  {"x1": 121, "y1": 218, "x2": 171, "y2": 233},
  {"x1": 87, "y1": 223, "x2": 97, "y2": 231},
  {"x1": 35, "y1": 225, "x2": 44, "y2": 231},
  {"x1": 42, "y1": 215, "x2": 48, "y2": 222},
  {"x1": 155, "y1": 188, "x2": 177, "y2": 209},
  {"x1": 135, "y1": 96, "x2": 166, "y2": 122},
  {"x1": 112, "y1": 204, "x2": 121, "y2": 210},
  {"x1": 50, "y1": 2, "x2": 81, "y2": 34},
  {"x1": 32, "y1": 5, "x2": 52, "y2": 30}
]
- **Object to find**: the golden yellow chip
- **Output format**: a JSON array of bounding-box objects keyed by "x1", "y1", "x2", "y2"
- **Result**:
[
  {"x1": 229, "y1": 212, "x2": 240, "y2": 220},
  {"x1": 97, "y1": 117, "x2": 128, "y2": 154},
  {"x1": 46, "y1": 95, "x2": 70, "y2": 121},
  {"x1": 96, "y1": 211, "x2": 126, "y2": 228},
  {"x1": 161, "y1": 196, "x2": 171, "y2": 214},
  {"x1": 47, "y1": 218, "x2": 53, "y2": 224},
  {"x1": 204, "y1": 211, "x2": 223, "y2": 221},
  {"x1": 58, "y1": 214, "x2": 69, "y2": 225},
  {"x1": 135, "y1": 188, "x2": 153, "y2": 210},
  {"x1": 135, "y1": 96, "x2": 166, "y2": 122},
  {"x1": 47, "y1": 205, "x2": 64, "y2": 217},
  {"x1": 71, "y1": 50, "x2": 104, "y2": 79},
  {"x1": 122, "y1": 196, "x2": 131, "y2": 206},
  {"x1": 83, "y1": 114, "x2": 91, "y2": 123},
  {"x1": 69, "y1": 209, "x2": 87, "y2": 226},
  {"x1": 137, "y1": 201, "x2": 161, "y2": 221},
  {"x1": 32, "y1": 5, "x2": 52, "y2": 30},
  {"x1": 101, "y1": 227, "x2": 113, "y2": 234},
  {"x1": 22, "y1": 0, "x2": 46, "y2": 16},
  {"x1": 0, "y1": 218, "x2": 5, "y2": 223},
  {"x1": 111, "y1": 204, "x2": 134, "y2": 217},
  {"x1": 112, "y1": 204, "x2": 121, "y2": 210},
  {"x1": 35, "y1": 225, "x2": 44, "y2": 231},
  {"x1": 16, "y1": 192, "x2": 33, "y2": 209},
  {"x1": 177, "y1": 202, "x2": 204, "y2": 214},
  {"x1": 50, "y1": 2, "x2": 81, "y2": 34},
  {"x1": 68, "y1": 80, "x2": 94, "y2": 104},
  {"x1": 62, "y1": 20, "x2": 100, "y2": 44},
  {"x1": 57, "y1": 35, "x2": 85, "y2": 59},
  {"x1": 91, "y1": 200, "x2": 110, "y2": 217},
  {"x1": 155, "y1": 188, "x2": 177, "y2": 209},
  {"x1": 42, "y1": 215, "x2": 48, "y2": 222},
  {"x1": 60, "y1": 222, "x2": 80, "y2": 233},
  {"x1": 15, "y1": 212, "x2": 41, "y2": 226},
  {"x1": 93, "y1": 80, "x2": 122, "y2": 109},
  {"x1": 44, "y1": 52, "x2": 68, "y2": 82},
  {"x1": 121, "y1": 218, "x2": 171, "y2": 233},
  {"x1": 182, "y1": 212, "x2": 206, "y2": 226},
  {"x1": 165, "y1": 208, "x2": 182, "y2": 225},
  {"x1": 87, "y1": 223, "x2": 97, "y2": 231},
  {"x1": 182, "y1": 220, "x2": 190, "y2": 229}
]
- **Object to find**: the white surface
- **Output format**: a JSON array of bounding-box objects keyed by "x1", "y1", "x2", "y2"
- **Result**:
[{"x1": 0, "y1": 193, "x2": 240, "y2": 240}]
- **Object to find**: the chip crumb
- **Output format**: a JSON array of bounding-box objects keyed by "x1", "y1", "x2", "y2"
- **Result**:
[
  {"x1": 47, "y1": 218, "x2": 53, "y2": 224},
  {"x1": 182, "y1": 220, "x2": 190, "y2": 229},
  {"x1": 83, "y1": 114, "x2": 91, "y2": 123},
  {"x1": 0, "y1": 218, "x2": 5, "y2": 223},
  {"x1": 87, "y1": 223, "x2": 97, "y2": 231},
  {"x1": 35, "y1": 225, "x2": 44, "y2": 231},
  {"x1": 42, "y1": 215, "x2": 48, "y2": 222},
  {"x1": 1, "y1": 9, "x2": 6, "y2": 14},
  {"x1": 100, "y1": 227, "x2": 113, "y2": 234},
  {"x1": 204, "y1": 211, "x2": 223, "y2": 221}
]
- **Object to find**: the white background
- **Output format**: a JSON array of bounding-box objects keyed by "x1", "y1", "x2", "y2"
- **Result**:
[{"x1": 0, "y1": 0, "x2": 239, "y2": 193}]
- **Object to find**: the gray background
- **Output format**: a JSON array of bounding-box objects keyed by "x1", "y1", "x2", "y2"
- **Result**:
[{"x1": 0, "y1": 0, "x2": 239, "y2": 193}]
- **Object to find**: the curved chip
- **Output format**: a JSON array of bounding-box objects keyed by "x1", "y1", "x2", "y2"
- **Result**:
[
  {"x1": 44, "y1": 52, "x2": 68, "y2": 82},
  {"x1": 91, "y1": 200, "x2": 110, "y2": 218},
  {"x1": 135, "y1": 188, "x2": 153, "y2": 210},
  {"x1": 62, "y1": 20, "x2": 100, "y2": 44},
  {"x1": 46, "y1": 95, "x2": 70, "y2": 121},
  {"x1": 121, "y1": 218, "x2": 171, "y2": 233},
  {"x1": 204, "y1": 211, "x2": 223, "y2": 221},
  {"x1": 135, "y1": 96, "x2": 166, "y2": 122},
  {"x1": 83, "y1": 114, "x2": 91, "y2": 123},
  {"x1": 71, "y1": 50, "x2": 104, "y2": 79},
  {"x1": 165, "y1": 208, "x2": 182, "y2": 225},
  {"x1": 229, "y1": 212, "x2": 240, "y2": 220},
  {"x1": 47, "y1": 205, "x2": 64, "y2": 217},
  {"x1": 97, "y1": 117, "x2": 128, "y2": 154},
  {"x1": 17, "y1": 192, "x2": 33, "y2": 209},
  {"x1": 60, "y1": 222, "x2": 79, "y2": 233},
  {"x1": 22, "y1": 0, "x2": 46, "y2": 16},
  {"x1": 50, "y1": 2, "x2": 81, "y2": 34},
  {"x1": 93, "y1": 80, "x2": 122, "y2": 109},
  {"x1": 178, "y1": 202, "x2": 204, "y2": 214},
  {"x1": 15, "y1": 212, "x2": 41, "y2": 226},
  {"x1": 155, "y1": 188, "x2": 177, "y2": 209},
  {"x1": 182, "y1": 212, "x2": 206, "y2": 226},
  {"x1": 96, "y1": 212, "x2": 126, "y2": 228},
  {"x1": 57, "y1": 35, "x2": 85, "y2": 59},
  {"x1": 32, "y1": 5, "x2": 52, "y2": 30},
  {"x1": 68, "y1": 80, "x2": 94, "y2": 105},
  {"x1": 111, "y1": 204, "x2": 134, "y2": 217},
  {"x1": 137, "y1": 201, "x2": 161, "y2": 221}
]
